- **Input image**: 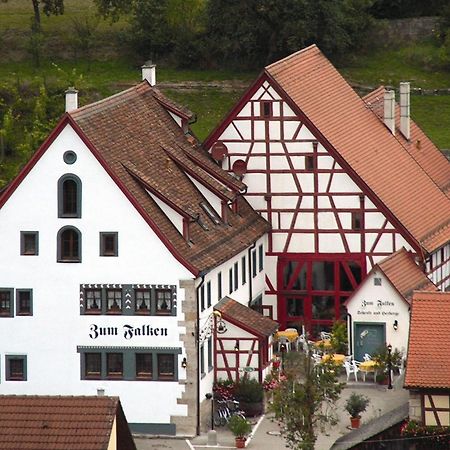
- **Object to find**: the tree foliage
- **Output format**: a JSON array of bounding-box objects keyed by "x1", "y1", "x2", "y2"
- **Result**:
[
  {"x1": 269, "y1": 351, "x2": 343, "y2": 450},
  {"x1": 370, "y1": 0, "x2": 448, "y2": 19}
]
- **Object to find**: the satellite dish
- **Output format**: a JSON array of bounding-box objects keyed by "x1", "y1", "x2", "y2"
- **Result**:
[
  {"x1": 211, "y1": 142, "x2": 228, "y2": 162},
  {"x1": 232, "y1": 159, "x2": 247, "y2": 176}
]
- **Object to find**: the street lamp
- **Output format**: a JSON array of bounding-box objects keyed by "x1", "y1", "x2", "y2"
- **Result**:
[
  {"x1": 387, "y1": 344, "x2": 393, "y2": 390},
  {"x1": 280, "y1": 343, "x2": 287, "y2": 372}
]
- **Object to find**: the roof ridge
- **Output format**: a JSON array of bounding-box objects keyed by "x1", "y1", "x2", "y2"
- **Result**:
[{"x1": 265, "y1": 44, "x2": 318, "y2": 70}]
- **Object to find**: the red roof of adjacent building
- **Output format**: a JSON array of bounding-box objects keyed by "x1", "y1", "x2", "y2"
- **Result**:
[
  {"x1": 405, "y1": 291, "x2": 450, "y2": 389},
  {"x1": 0, "y1": 395, "x2": 136, "y2": 450},
  {"x1": 214, "y1": 297, "x2": 278, "y2": 337},
  {"x1": 377, "y1": 248, "x2": 438, "y2": 302},
  {"x1": 262, "y1": 45, "x2": 450, "y2": 253}
]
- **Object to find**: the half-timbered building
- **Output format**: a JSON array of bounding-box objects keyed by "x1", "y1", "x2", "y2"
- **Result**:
[
  {"x1": 204, "y1": 44, "x2": 450, "y2": 335},
  {"x1": 406, "y1": 291, "x2": 450, "y2": 428}
]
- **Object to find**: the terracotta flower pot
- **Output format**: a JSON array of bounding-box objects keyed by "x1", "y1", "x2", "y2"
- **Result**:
[
  {"x1": 235, "y1": 436, "x2": 246, "y2": 448},
  {"x1": 350, "y1": 416, "x2": 361, "y2": 429}
]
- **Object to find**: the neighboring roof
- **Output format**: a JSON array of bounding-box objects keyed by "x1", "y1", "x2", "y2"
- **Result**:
[
  {"x1": 0, "y1": 81, "x2": 269, "y2": 275},
  {"x1": 377, "y1": 248, "x2": 438, "y2": 302},
  {"x1": 262, "y1": 45, "x2": 450, "y2": 253},
  {"x1": 214, "y1": 297, "x2": 278, "y2": 337},
  {"x1": 0, "y1": 395, "x2": 135, "y2": 450},
  {"x1": 405, "y1": 291, "x2": 450, "y2": 389},
  {"x1": 331, "y1": 403, "x2": 408, "y2": 450}
]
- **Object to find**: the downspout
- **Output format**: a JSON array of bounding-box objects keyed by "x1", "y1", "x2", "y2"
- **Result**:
[
  {"x1": 195, "y1": 273, "x2": 205, "y2": 436},
  {"x1": 347, "y1": 313, "x2": 353, "y2": 357},
  {"x1": 247, "y1": 241, "x2": 256, "y2": 306}
]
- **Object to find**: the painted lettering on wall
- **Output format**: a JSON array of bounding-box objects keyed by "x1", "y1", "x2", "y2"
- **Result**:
[
  {"x1": 89, "y1": 324, "x2": 168, "y2": 339},
  {"x1": 357, "y1": 298, "x2": 399, "y2": 317}
]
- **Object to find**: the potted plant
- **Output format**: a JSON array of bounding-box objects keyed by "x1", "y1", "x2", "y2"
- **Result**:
[
  {"x1": 234, "y1": 378, "x2": 264, "y2": 417},
  {"x1": 228, "y1": 414, "x2": 251, "y2": 448},
  {"x1": 344, "y1": 392, "x2": 370, "y2": 428},
  {"x1": 373, "y1": 346, "x2": 403, "y2": 384}
]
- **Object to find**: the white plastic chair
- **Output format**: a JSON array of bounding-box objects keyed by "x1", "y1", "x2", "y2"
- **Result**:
[
  {"x1": 353, "y1": 360, "x2": 366, "y2": 382},
  {"x1": 277, "y1": 336, "x2": 291, "y2": 352},
  {"x1": 363, "y1": 353, "x2": 372, "y2": 361},
  {"x1": 344, "y1": 361, "x2": 359, "y2": 382},
  {"x1": 320, "y1": 331, "x2": 332, "y2": 340}
]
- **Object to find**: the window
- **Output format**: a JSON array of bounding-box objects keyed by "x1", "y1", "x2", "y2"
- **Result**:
[
  {"x1": 229, "y1": 267, "x2": 233, "y2": 294},
  {"x1": 106, "y1": 353, "x2": 123, "y2": 379},
  {"x1": 242, "y1": 256, "x2": 246, "y2": 285},
  {"x1": 156, "y1": 289, "x2": 172, "y2": 315},
  {"x1": 262, "y1": 101, "x2": 272, "y2": 117},
  {"x1": 135, "y1": 289, "x2": 151, "y2": 314},
  {"x1": 200, "y1": 345, "x2": 205, "y2": 377},
  {"x1": 58, "y1": 174, "x2": 81, "y2": 218},
  {"x1": 374, "y1": 277, "x2": 382, "y2": 286},
  {"x1": 200, "y1": 284, "x2": 205, "y2": 312},
  {"x1": 352, "y1": 212, "x2": 362, "y2": 230},
  {"x1": 258, "y1": 244, "x2": 264, "y2": 272},
  {"x1": 217, "y1": 272, "x2": 222, "y2": 300},
  {"x1": 207, "y1": 337, "x2": 213, "y2": 372},
  {"x1": 106, "y1": 289, "x2": 122, "y2": 313},
  {"x1": 85, "y1": 289, "x2": 102, "y2": 314},
  {"x1": 136, "y1": 353, "x2": 152, "y2": 379},
  {"x1": 206, "y1": 281, "x2": 211, "y2": 308},
  {"x1": 84, "y1": 353, "x2": 101, "y2": 379},
  {"x1": 6, "y1": 355, "x2": 27, "y2": 381},
  {"x1": 0, "y1": 289, "x2": 13, "y2": 317},
  {"x1": 20, "y1": 231, "x2": 38, "y2": 255},
  {"x1": 157, "y1": 354, "x2": 175, "y2": 380},
  {"x1": 57, "y1": 226, "x2": 81, "y2": 262},
  {"x1": 305, "y1": 155, "x2": 315, "y2": 171},
  {"x1": 16, "y1": 289, "x2": 32, "y2": 316},
  {"x1": 252, "y1": 250, "x2": 257, "y2": 277},
  {"x1": 63, "y1": 151, "x2": 77, "y2": 165},
  {"x1": 100, "y1": 232, "x2": 118, "y2": 257}
]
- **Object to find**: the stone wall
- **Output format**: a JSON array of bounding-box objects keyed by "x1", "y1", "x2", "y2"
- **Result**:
[{"x1": 408, "y1": 390, "x2": 422, "y2": 422}]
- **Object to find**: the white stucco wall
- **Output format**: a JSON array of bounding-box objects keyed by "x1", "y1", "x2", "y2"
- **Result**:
[{"x1": 0, "y1": 123, "x2": 194, "y2": 426}]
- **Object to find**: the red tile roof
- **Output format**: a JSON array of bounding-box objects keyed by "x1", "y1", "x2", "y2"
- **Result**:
[
  {"x1": 405, "y1": 291, "x2": 450, "y2": 389},
  {"x1": 377, "y1": 248, "x2": 438, "y2": 302},
  {"x1": 265, "y1": 45, "x2": 450, "y2": 253},
  {"x1": 0, "y1": 395, "x2": 135, "y2": 450},
  {"x1": 67, "y1": 82, "x2": 269, "y2": 274},
  {"x1": 214, "y1": 297, "x2": 278, "y2": 337}
]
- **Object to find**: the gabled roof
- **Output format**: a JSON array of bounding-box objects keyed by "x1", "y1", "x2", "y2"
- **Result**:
[
  {"x1": 0, "y1": 395, "x2": 135, "y2": 450},
  {"x1": 214, "y1": 296, "x2": 278, "y2": 337},
  {"x1": 377, "y1": 248, "x2": 438, "y2": 302},
  {"x1": 0, "y1": 82, "x2": 269, "y2": 275},
  {"x1": 405, "y1": 291, "x2": 450, "y2": 389},
  {"x1": 264, "y1": 45, "x2": 450, "y2": 254}
]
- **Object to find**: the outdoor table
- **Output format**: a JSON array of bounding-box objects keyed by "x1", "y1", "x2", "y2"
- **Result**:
[
  {"x1": 275, "y1": 330, "x2": 299, "y2": 342},
  {"x1": 313, "y1": 339, "x2": 332, "y2": 349},
  {"x1": 321, "y1": 353, "x2": 346, "y2": 365},
  {"x1": 359, "y1": 360, "x2": 379, "y2": 381}
]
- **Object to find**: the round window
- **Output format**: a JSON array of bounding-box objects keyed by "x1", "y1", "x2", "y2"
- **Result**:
[{"x1": 63, "y1": 151, "x2": 77, "y2": 165}]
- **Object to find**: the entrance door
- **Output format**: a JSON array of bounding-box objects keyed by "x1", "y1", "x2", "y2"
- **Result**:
[{"x1": 354, "y1": 323, "x2": 385, "y2": 361}]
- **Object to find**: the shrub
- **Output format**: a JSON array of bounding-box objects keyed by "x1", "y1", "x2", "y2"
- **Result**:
[
  {"x1": 227, "y1": 414, "x2": 252, "y2": 438},
  {"x1": 330, "y1": 321, "x2": 348, "y2": 354},
  {"x1": 234, "y1": 378, "x2": 264, "y2": 403},
  {"x1": 344, "y1": 392, "x2": 370, "y2": 418}
]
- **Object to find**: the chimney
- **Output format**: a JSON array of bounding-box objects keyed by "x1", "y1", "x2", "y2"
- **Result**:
[
  {"x1": 142, "y1": 60, "x2": 156, "y2": 86},
  {"x1": 399, "y1": 82, "x2": 410, "y2": 140},
  {"x1": 65, "y1": 87, "x2": 78, "y2": 112},
  {"x1": 383, "y1": 89, "x2": 395, "y2": 135}
]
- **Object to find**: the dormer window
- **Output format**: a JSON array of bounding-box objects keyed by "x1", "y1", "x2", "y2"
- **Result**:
[{"x1": 58, "y1": 174, "x2": 81, "y2": 218}]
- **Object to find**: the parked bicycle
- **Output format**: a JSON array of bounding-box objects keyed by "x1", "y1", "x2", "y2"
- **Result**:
[{"x1": 213, "y1": 398, "x2": 246, "y2": 427}]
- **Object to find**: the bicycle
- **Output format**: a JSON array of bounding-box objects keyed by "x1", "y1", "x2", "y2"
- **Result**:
[{"x1": 213, "y1": 398, "x2": 246, "y2": 427}]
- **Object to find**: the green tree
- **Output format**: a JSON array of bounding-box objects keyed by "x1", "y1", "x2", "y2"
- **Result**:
[{"x1": 270, "y1": 350, "x2": 343, "y2": 450}]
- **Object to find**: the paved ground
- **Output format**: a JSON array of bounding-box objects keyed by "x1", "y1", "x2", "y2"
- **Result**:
[{"x1": 135, "y1": 374, "x2": 408, "y2": 450}]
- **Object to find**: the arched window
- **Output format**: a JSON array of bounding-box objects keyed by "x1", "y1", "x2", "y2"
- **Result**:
[
  {"x1": 58, "y1": 174, "x2": 81, "y2": 218},
  {"x1": 57, "y1": 226, "x2": 81, "y2": 262}
]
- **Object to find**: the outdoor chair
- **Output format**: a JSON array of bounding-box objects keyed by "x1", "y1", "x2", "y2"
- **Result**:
[
  {"x1": 320, "y1": 331, "x2": 332, "y2": 340},
  {"x1": 277, "y1": 336, "x2": 291, "y2": 352},
  {"x1": 353, "y1": 360, "x2": 366, "y2": 382},
  {"x1": 343, "y1": 361, "x2": 359, "y2": 382},
  {"x1": 363, "y1": 353, "x2": 372, "y2": 361}
]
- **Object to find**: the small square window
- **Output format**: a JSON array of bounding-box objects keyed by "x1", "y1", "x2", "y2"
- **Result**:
[
  {"x1": 135, "y1": 289, "x2": 151, "y2": 314},
  {"x1": 262, "y1": 101, "x2": 272, "y2": 117},
  {"x1": 352, "y1": 212, "x2": 362, "y2": 230},
  {"x1": 100, "y1": 232, "x2": 118, "y2": 257},
  {"x1": 0, "y1": 289, "x2": 13, "y2": 317},
  {"x1": 157, "y1": 354, "x2": 175, "y2": 380},
  {"x1": 85, "y1": 289, "x2": 102, "y2": 314},
  {"x1": 305, "y1": 155, "x2": 315, "y2": 171},
  {"x1": 16, "y1": 289, "x2": 32, "y2": 316},
  {"x1": 6, "y1": 355, "x2": 27, "y2": 381},
  {"x1": 20, "y1": 231, "x2": 39, "y2": 256},
  {"x1": 156, "y1": 289, "x2": 172, "y2": 315},
  {"x1": 374, "y1": 277, "x2": 382, "y2": 286},
  {"x1": 136, "y1": 353, "x2": 152, "y2": 379},
  {"x1": 106, "y1": 353, "x2": 123, "y2": 379},
  {"x1": 106, "y1": 289, "x2": 122, "y2": 313},
  {"x1": 258, "y1": 244, "x2": 264, "y2": 272},
  {"x1": 84, "y1": 353, "x2": 101, "y2": 379}
]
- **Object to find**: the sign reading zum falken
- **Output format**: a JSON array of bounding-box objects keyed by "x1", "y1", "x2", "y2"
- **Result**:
[{"x1": 89, "y1": 324, "x2": 169, "y2": 339}]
